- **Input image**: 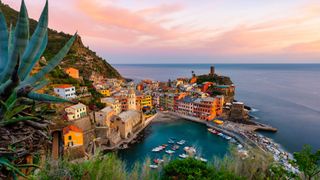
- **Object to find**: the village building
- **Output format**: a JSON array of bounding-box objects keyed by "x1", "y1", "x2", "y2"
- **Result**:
[
  {"x1": 63, "y1": 125, "x2": 84, "y2": 148},
  {"x1": 65, "y1": 67, "x2": 79, "y2": 79},
  {"x1": 99, "y1": 89, "x2": 111, "y2": 97},
  {"x1": 65, "y1": 103, "x2": 87, "y2": 121},
  {"x1": 101, "y1": 97, "x2": 122, "y2": 115},
  {"x1": 95, "y1": 106, "x2": 115, "y2": 126},
  {"x1": 110, "y1": 110, "x2": 145, "y2": 139},
  {"x1": 54, "y1": 84, "x2": 76, "y2": 99}
]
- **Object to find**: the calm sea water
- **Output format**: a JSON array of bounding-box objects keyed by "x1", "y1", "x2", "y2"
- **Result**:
[
  {"x1": 114, "y1": 64, "x2": 320, "y2": 154},
  {"x1": 118, "y1": 119, "x2": 229, "y2": 167}
]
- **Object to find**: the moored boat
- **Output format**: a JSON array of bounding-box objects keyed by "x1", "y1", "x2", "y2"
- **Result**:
[
  {"x1": 177, "y1": 140, "x2": 186, "y2": 145},
  {"x1": 179, "y1": 154, "x2": 189, "y2": 159},
  {"x1": 165, "y1": 150, "x2": 175, "y2": 154},
  {"x1": 149, "y1": 164, "x2": 158, "y2": 169}
]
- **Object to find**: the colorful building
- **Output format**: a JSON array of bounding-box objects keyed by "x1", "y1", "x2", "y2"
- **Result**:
[
  {"x1": 141, "y1": 94, "x2": 152, "y2": 108},
  {"x1": 101, "y1": 97, "x2": 122, "y2": 115},
  {"x1": 54, "y1": 84, "x2": 76, "y2": 99},
  {"x1": 63, "y1": 125, "x2": 83, "y2": 148},
  {"x1": 99, "y1": 89, "x2": 111, "y2": 97},
  {"x1": 65, "y1": 67, "x2": 79, "y2": 79},
  {"x1": 65, "y1": 103, "x2": 87, "y2": 121}
]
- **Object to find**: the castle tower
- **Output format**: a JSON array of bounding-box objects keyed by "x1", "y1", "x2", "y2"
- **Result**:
[
  {"x1": 209, "y1": 66, "x2": 215, "y2": 76},
  {"x1": 128, "y1": 88, "x2": 137, "y2": 110}
]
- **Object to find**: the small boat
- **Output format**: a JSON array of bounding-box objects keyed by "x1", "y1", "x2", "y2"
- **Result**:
[
  {"x1": 165, "y1": 150, "x2": 175, "y2": 154},
  {"x1": 152, "y1": 146, "x2": 164, "y2": 152},
  {"x1": 172, "y1": 145, "x2": 180, "y2": 150},
  {"x1": 153, "y1": 158, "x2": 164, "y2": 164},
  {"x1": 149, "y1": 164, "x2": 158, "y2": 169},
  {"x1": 230, "y1": 138, "x2": 237, "y2": 143},
  {"x1": 162, "y1": 144, "x2": 168, "y2": 147},
  {"x1": 179, "y1": 154, "x2": 189, "y2": 159},
  {"x1": 168, "y1": 139, "x2": 175, "y2": 144},
  {"x1": 207, "y1": 128, "x2": 218, "y2": 134},
  {"x1": 200, "y1": 157, "x2": 208, "y2": 163},
  {"x1": 184, "y1": 146, "x2": 196, "y2": 155},
  {"x1": 217, "y1": 133, "x2": 223, "y2": 136},
  {"x1": 195, "y1": 156, "x2": 207, "y2": 162},
  {"x1": 177, "y1": 140, "x2": 186, "y2": 145}
]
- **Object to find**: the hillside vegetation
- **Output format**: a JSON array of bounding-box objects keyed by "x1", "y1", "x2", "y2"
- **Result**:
[{"x1": 0, "y1": 2, "x2": 122, "y2": 79}]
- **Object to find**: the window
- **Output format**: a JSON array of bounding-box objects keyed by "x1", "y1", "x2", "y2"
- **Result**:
[{"x1": 68, "y1": 136, "x2": 72, "y2": 140}]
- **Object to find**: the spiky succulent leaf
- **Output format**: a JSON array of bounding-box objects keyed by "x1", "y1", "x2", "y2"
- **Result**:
[
  {"x1": 0, "y1": 7, "x2": 8, "y2": 72},
  {"x1": 23, "y1": 33, "x2": 77, "y2": 85},
  {"x1": 1, "y1": 0, "x2": 29, "y2": 83},
  {"x1": 27, "y1": 91, "x2": 72, "y2": 103},
  {"x1": 0, "y1": 157, "x2": 27, "y2": 178},
  {"x1": 8, "y1": 25, "x2": 15, "y2": 60},
  {"x1": 4, "y1": 104, "x2": 30, "y2": 120},
  {"x1": 33, "y1": 79, "x2": 49, "y2": 91},
  {"x1": 19, "y1": 1, "x2": 48, "y2": 80}
]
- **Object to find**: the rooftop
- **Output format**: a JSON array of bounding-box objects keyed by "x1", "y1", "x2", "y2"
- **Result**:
[
  {"x1": 63, "y1": 125, "x2": 83, "y2": 134},
  {"x1": 54, "y1": 84, "x2": 74, "y2": 89},
  {"x1": 118, "y1": 110, "x2": 140, "y2": 122},
  {"x1": 66, "y1": 103, "x2": 86, "y2": 110},
  {"x1": 100, "y1": 106, "x2": 113, "y2": 113}
]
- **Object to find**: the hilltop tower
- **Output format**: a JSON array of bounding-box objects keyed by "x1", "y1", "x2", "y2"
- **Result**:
[
  {"x1": 209, "y1": 66, "x2": 215, "y2": 76},
  {"x1": 128, "y1": 88, "x2": 137, "y2": 110}
]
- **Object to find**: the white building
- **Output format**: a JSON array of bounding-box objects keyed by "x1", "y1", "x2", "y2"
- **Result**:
[
  {"x1": 65, "y1": 103, "x2": 87, "y2": 121},
  {"x1": 54, "y1": 84, "x2": 76, "y2": 99}
]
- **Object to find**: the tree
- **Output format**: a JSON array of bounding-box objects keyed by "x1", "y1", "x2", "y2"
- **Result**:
[{"x1": 293, "y1": 145, "x2": 320, "y2": 180}]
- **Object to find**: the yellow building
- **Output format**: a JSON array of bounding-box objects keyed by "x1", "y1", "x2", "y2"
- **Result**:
[
  {"x1": 63, "y1": 125, "x2": 83, "y2": 148},
  {"x1": 99, "y1": 89, "x2": 111, "y2": 97},
  {"x1": 141, "y1": 95, "x2": 152, "y2": 108},
  {"x1": 65, "y1": 67, "x2": 80, "y2": 79}
]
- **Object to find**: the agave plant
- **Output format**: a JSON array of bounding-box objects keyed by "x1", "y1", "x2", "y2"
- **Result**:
[
  {"x1": 0, "y1": 0, "x2": 76, "y2": 178},
  {"x1": 0, "y1": 0, "x2": 76, "y2": 124}
]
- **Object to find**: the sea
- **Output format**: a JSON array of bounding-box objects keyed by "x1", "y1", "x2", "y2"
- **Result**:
[{"x1": 113, "y1": 64, "x2": 320, "y2": 163}]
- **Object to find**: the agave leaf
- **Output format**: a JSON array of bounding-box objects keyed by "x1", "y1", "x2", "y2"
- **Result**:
[
  {"x1": 1, "y1": 116, "x2": 40, "y2": 126},
  {"x1": 27, "y1": 91, "x2": 72, "y2": 103},
  {"x1": 0, "y1": 157, "x2": 27, "y2": 178},
  {"x1": 33, "y1": 79, "x2": 49, "y2": 91},
  {"x1": 19, "y1": 1, "x2": 48, "y2": 80},
  {"x1": 1, "y1": 0, "x2": 29, "y2": 83},
  {"x1": 8, "y1": 24, "x2": 15, "y2": 60},
  {"x1": 4, "y1": 104, "x2": 30, "y2": 120},
  {"x1": 0, "y1": 7, "x2": 8, "y2": 72},
  {"x1": 5, "y1": 91, "x2": 18, "y2": 111},
  {"x1": 23, "y1": 33, "x2": 77, "y2": 85}
]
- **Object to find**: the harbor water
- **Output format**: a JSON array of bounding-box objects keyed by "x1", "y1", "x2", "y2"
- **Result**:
[{"x1": 114, "y1": 64, "x2": 320, "y2": 154}]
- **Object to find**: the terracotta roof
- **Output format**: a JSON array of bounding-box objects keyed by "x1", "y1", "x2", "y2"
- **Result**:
[
  {"x1": 63, "y1": 125, "x2": 83, "y2": 134},
  {"x1": 54, "y1": 84, "x2": 74, "y2": 89}
]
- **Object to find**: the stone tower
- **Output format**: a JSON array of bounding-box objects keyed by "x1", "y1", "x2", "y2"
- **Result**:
[
  {"x1": 128, "y1": 88, "x2": 136, "y2": 110},
  {"x1": 209, "y1": 66, "x2": 215, "y2": 76}
]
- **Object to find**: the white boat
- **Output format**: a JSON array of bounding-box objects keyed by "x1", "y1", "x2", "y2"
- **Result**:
[
  {"x1": 195, "y1": 156, "x2": 207, "y2": 162},
  {"x1": 224, "y1": 136, "x2": 231, "y2": 140},
  {"x1": 200, "y1": 158, "x2": 208, "y2": 163},
  {"x1": 165, "y1": 150, "x2": 175, "y2": 154},
  {"x1": 149, "y1": 164, "x2": 158, "y2": 169},
  {"x1": 177, "y1": 140, "x2": 186, "y2": 145},
  {"x1": 168, "y1": 139, "x2": 175, "y2": 144},
  {"x1": 179, "y1": 154, "x2": 189, "y2": 159},
  {"x1": 152, "y1": 146, "x2": 164, "y2": 152}
]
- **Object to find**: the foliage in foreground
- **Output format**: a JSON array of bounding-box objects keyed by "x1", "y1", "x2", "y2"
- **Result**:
[
  {"x1": 293, "y1": 145, "x2": 320, "y2": 180},
  {"x1": 162, "y1": 157, "x2": 242, "y2": 180}
]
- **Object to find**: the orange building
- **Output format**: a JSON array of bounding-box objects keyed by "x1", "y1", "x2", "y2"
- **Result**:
[
  {"x1": 65, "y1": 67, "x2": 79, "y2": 79},
  {"x1": 63, "y1": 125, "x2": 83, "y2": 148}
]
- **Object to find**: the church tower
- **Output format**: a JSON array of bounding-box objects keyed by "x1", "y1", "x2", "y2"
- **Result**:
[{"x1": 128, "y1": 88, "x2": 137, "y2": 110}]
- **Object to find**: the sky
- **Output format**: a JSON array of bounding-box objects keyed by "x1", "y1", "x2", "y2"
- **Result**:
[{"x1": 2, "y1": 0, "x2": 320, "y2": 64}]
